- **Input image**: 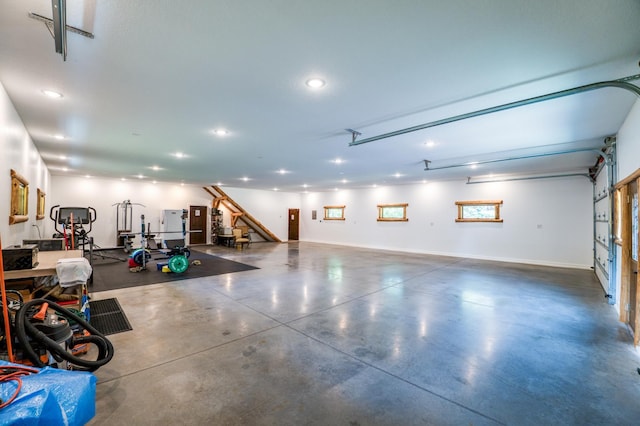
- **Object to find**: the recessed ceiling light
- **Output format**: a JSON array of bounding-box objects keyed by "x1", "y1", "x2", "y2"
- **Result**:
[
  {"x1": 394, "y1": 173, "x2": 402, "y2": 178},
  {"x1": 62, "y1": 167, "x2": 68, "y2": 172},
  {"x1": 213, "y1": 129, "x2": 228, "y2": 136},
  {"x1": 341, "y1": 179, "x2": 348, "y2": 184},
  {"x1": 54, "y1": 134, "x2": 64, "y2": 140},
  {"x1": 150, "y1": 165, "x2": 161, "y2": 171},
  {"x1": 425, "y1": 140, "x2": 435, "y2": 148},
  {"x1": 277, "y1": 169, "x2": 289, "y2": 175},
  {"x1": 137, "y1": 174, "x2": 144, "y2": 179},
  {"x1": 85, "y1": 175, "x2": 91, "y2": 178},
  {"x1": 59, "y1": 155, "x2": 67, "y2": 160},
  {"x1": 333, "y1": 158, "x2": 343, "y2": 165},
  {"x1": 43, "y1": 90, "x2": 63, "y2": 99},
  {"x1": 273, "y1": 187, "x2": 279, "y2": 191},
  {"x1": 121, "y1": 178, "x2": 126, "y2": 181},
  {"x1": 302, "y1": 184, "x2": 308, "y2": 188},
  {"x1": 241, "y1": 177, "x2": 250, "y2": 182},
  {"x1": 173, "y1": 152, "x2": 185, "y2": 159},
  {"x1": 152, "y1": 180, "x2": 157, "y2": 184},
  {"x1": 306, "y1": 78, "x2": 326, "y2": 89}
]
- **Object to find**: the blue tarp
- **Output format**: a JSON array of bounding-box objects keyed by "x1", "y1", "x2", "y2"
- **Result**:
[{"x1": 0, "y1": 360, "x2": 96, "y2": 426}]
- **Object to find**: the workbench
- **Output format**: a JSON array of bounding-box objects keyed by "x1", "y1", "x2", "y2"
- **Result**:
[{"x1": 3, "y1": 250, "x2": 83, "y2": 280}]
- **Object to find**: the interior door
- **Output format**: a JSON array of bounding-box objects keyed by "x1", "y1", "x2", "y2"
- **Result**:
[
  {"x1": 288, "y1": 209, "x2": 299, "y2": 241},
  {"x1": 629, "y1": 180, "x2": 638, "y2": 334},
  {"x1": 189, "y1": 205, "x2": 207, "y2": 245}
]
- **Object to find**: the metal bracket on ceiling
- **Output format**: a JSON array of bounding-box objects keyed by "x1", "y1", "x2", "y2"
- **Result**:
[
  {"x1": 345, "y1": 129, "x2": 362, "y2": 144},
  {"x1": 28, "y1": 7, "x2": 94, "y2": 62},
  {"x1": 423, "y1": 159, "x2": 431, "y2": 170},
  {"x1": 29, "y1": 12, "x2": 95, "y2": 39}
]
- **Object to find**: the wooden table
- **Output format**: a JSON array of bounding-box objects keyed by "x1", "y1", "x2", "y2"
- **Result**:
[
  {"x1": 217, "y1": 234, "x2": 235, "y2": 247},
  {"x1": 3, "y1": 250, "x2": 84, "y2": 280}
]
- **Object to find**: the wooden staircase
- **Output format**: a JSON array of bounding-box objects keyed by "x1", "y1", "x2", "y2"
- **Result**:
[{"x1": 203, "y1": 185, "x2": 282, "y2": 243}]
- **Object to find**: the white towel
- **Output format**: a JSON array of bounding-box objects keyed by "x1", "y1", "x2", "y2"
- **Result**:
[{"x1": 56, "y1": 257, "x2": 92, "y2": 287}]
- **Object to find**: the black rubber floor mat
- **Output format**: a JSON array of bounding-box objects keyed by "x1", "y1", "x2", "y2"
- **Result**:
[{"x1": 89, "y1": 298, "x2": 133, "y2": 335}]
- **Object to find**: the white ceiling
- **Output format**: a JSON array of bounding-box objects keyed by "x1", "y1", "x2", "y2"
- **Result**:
[{"x1": 1, "y1": 0, "x2": 639, "y2": 192}]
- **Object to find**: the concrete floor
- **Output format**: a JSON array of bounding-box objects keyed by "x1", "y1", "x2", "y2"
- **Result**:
[{"x1": 88, "y1": 242, "x2": 640, "y2": 425}]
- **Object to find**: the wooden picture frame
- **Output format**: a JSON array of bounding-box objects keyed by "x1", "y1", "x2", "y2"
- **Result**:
[
  {"x1": 37, "y1": 188, "x2": 46, "y2": 220},
  {"x1": 9, "y1": 169, "x2": 29, "y2": 225}
]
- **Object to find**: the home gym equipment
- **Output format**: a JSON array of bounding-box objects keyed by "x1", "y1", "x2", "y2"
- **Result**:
[
  {"x1": 128, "y1": 214, "x2": 152, "y2": 272},
  {"x1": 128, "y1": 211, "x2": 192, "y2": 274},
  {"x1": 113, "y1": 200, "x2": 146, "y2": 253},
  {"x1": 50, "y1": 205, "x2": 122, "y2": 265},
  {"x1": 50, "y1": 205, "x2": 96, "y2": 251}
]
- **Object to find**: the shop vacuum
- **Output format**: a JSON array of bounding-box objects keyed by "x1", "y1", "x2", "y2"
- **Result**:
[{"x1": 1, "y1": 297, "x2": 114, "y2": 371}]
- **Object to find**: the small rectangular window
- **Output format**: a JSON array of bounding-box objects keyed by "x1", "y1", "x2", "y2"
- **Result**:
[
  {"x1": 324, "y1": 205, "x2": 345, "y2": 220},
  {"x1": 455, "y1": 200, "x2": 503, "y2": 222},
  {"x1": 377, "y1": 203, "x2": 408, "y2": 222}
]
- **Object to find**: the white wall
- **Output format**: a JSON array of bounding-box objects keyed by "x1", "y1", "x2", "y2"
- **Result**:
[
  {"x1": 49, "y1": 178, "x2": 300, "y2": 248},
  {"x1": 50, "y1": 176, "x2": 213, "y2": 248},
  {"x1": 0, "y1": 82, "x2": 53, "y2": 248},
  {"x1": 301, "y1": 176, "x2": 594, "y2": 268},
  {"x1": 219, "y1": 187, "x2": 301, "y2": 241},
  {"x1": 617, "y1": 99, "x2": 640, "y2": 181}
]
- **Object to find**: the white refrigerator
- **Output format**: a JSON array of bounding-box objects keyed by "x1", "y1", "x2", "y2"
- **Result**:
[{"x1": 161, "y1": 209, "x2": 186, "y2": 246}]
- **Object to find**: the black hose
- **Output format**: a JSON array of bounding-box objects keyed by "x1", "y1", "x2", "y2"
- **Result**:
[{"x1": 14, "y1": 299, "x2": 114, "y2": 371}]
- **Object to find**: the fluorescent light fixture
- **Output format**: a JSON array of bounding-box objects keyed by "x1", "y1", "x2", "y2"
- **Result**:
[
  {"x1": 425, "y1": 140, "x2": 435, "y2": 148},
  {"x1": 241, "y1": 177, "x2": 250, "y2": 182},
  {"x1": 54, "y1": 134, "x2": 64, "y2": 140},
  {"x1": 277, "y1": 169, "x2": 289, "y2": 175},
  {"x1": 306, "y1": 78, "x2": 326, "y2": 89},
  {"x1": 333, "y1": 158, "x2": 343, "y2": 165},
  {"x1": 273, "y1": 188, "x2": 279, "y2": 191},
  {"x1": 173, "y1": 152, "x2": 185, "y2": 159},
  {"x1": 43, "y1": 90, "x2": 63, "y2": 98},
  {"x1": 137, "y1": 174, "x2": 144, "y2": 179},
  {"x1": 213, "y1": 129, "x2": 228, "y2": 136},
  {"x1": 150, "y1": 165, "x2": 161, "y2": 171},
  {"x1": 59, "y1": 155, "x2": 67, "y2": 160}
]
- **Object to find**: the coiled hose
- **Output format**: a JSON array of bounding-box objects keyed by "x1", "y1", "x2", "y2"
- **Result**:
[{"x1": 14, "y1": 298, "x2": 114, "y2": 372}]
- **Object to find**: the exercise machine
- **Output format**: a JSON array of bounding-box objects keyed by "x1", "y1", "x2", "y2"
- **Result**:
[
  {"x1": 50, "y1": 205, "x2": 96, "y2": 251},
  {"x1": 50, "y1": 205, "x2": 122, "y2": 264},
  {"x1": 113, "y1": 200, "x2": 146, "y2": 253},
  {"x1": 128, "y1": 212, "x2": 192, "y2": 274}
]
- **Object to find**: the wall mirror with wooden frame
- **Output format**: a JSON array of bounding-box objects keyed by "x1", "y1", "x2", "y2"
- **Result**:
[
  {"x1": 10, "y1": 169, "x2": 29, "y2": 224},
  {"x1": 37, "y1": 188, "x2": 46, "y2": 220}
]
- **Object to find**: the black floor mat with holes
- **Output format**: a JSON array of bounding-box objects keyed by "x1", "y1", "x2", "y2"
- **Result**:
[{"x1": 89, "y1": 298, "x2": 133, "y2": 335}]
